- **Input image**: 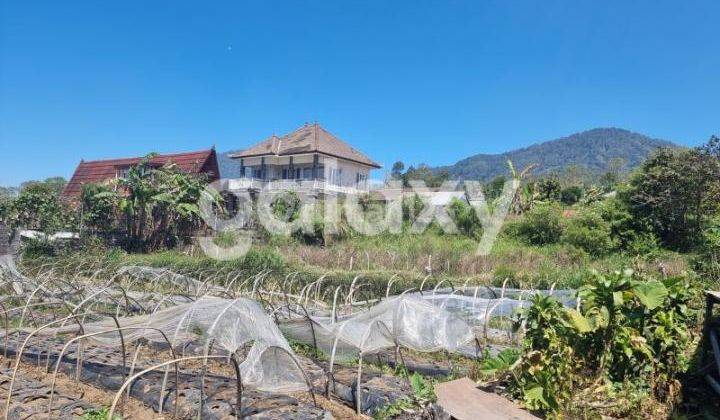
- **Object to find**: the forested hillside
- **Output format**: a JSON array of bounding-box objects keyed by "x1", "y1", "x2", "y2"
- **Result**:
[{"x1": 434, "y1": 128, "x2": 678, "y2": 181}]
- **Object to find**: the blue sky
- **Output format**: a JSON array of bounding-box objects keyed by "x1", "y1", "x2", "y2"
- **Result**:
[{"x1": 1, "y1": 1, "x2": 719, "y2": 186}]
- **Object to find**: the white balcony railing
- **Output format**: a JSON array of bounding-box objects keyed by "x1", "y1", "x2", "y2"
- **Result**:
[{"x1": 227, "y1": 178, "x2": 369, "y2": 194}]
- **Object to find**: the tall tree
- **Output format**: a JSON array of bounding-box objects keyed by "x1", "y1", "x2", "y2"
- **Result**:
[
  {"x1": 20, "y1": 177, "x2": 67, "y2": 196},
  {"x1": 600, "y1": 157, "x2": 626, "y2": 189},
  {"x1": 390, "y1": 161, "x2": 405, "y2": 180},
  {"x1": 2, "y1": 183, "x2": 74, "y2": 232},
  {"x1": 625, "y1": 137, "x2": 720, "y2": 249}
]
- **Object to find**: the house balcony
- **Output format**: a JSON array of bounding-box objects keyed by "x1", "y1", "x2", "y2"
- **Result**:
[{"x1": 228, "y1": 177, "x2": 369, "y2": 195}]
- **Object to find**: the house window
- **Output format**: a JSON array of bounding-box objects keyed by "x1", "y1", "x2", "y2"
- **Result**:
[
  {"x1": 356, "y1": 172, "x2": 367, "y2": 185},
  {"x1": 116, "y1": 167, "x2": 129, "y2": 178},
  {"x1": 329, "y1": 168, "x2": 343, "y2": 185},
  {"x1": 303, "y1": 168, "x2": 312, "y2": 179},
  {"x1": 282, "y1": 168, "x2": 288, "y2": 179},
  {"x1": 296, "y1": 168, "x2": 301, "y2": 179}
]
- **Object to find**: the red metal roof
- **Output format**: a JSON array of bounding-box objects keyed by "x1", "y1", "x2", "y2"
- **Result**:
[{"x1": 61, "y1": 149, "x2": 219, "y2": 199}]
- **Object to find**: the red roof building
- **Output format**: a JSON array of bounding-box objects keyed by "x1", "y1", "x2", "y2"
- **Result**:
[{"x1": 61, "y1": 149, "x2": 220, "y2": 199}]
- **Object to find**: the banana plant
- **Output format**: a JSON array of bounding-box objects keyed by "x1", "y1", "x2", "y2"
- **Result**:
[
  {"x1": 113, "y1": 155, "x2": 218, "y2": 251},
  {"x1": 508, "y1": 160, "x2": 538, "y2": 215}
]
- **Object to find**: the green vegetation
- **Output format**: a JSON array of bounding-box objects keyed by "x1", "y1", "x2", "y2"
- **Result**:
[
  {"x1": 82, "y1": 407, "x2": 121, "y2": 420},
  {"x1": 515, "y1": 204, "x2": 564, "y2": 246},
  {"x1": 390, "y1": 161, "x2": 450, "y2": 188},
  {"x1": 477, "y1": 348, "x2": 520, "y2": 380},
  {"x1": 374, "y1": 372, "x2": 436, "y2": 419},
  {"x1": 508, "y1": 270, "x2": 695, "y2": 418},
  {"x1": 624, "y1": 137, "x2": 720, "y2": 249},
  {"x1": 562, "y1": 208, "x2": 615, "y2": 255},
  {"x1": 0, "y1": 179, "x2": 75, "y2": 233},
  {"x1": 9, "y1": 136, "x2": 720, "y2": 419}
]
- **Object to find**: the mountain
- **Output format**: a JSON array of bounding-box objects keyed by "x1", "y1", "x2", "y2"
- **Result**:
[{"x1": 434, "y1": 128, "x2": 679, "y2": 181}]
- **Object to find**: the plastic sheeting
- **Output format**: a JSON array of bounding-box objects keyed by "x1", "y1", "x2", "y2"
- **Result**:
[
  {"x1": 0, "y1": 254, "x2": 33, "y2": 294},
  {"x1": 280, "y1": 295, "x2": 476, "y2": 361},
  {"x1": 51, "y1": 296, "x2": 310, "y2": 393},
  {"x1": 416, "y1": 287, "x2": 576, "y2": 327}
]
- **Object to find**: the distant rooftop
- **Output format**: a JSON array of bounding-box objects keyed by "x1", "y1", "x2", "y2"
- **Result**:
[{"x1": 62, "y1": 149, "x2": 219, "y2": 198}]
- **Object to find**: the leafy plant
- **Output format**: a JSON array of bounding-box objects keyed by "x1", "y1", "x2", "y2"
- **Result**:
[
  {"x1": 560, "y1": 185, "x2": 583, "y2": 205},
  {"x1": 536, "y1": 177, "x2": 562, "y2": 202},
  {"x1": 373, "y1": 372, "x2": 436, "y2": 419},
  {"x1": 447, "y1": 197, "x2": 482, "y2": 239},
  {"x1": 82, "y1": 407, "x2": 121, "y2": 420},
  {"x1": 624, "y1": 137, "x2": 720, "y2": 249},
  {"x1": 478, "y1": 348, "x2": 520, "y2": 379},
  {"x1": 511, "y1": 294, "x2": 579, "y2": 412},
  {"x1": 80, "y1": 183, "x2": 117, "y2": 233},
  {"x1": 409, "y1": 372, "x2": 436, "y2": 404},
  {"x1": 562, "y1": 209, "x2": 615, "y2": 256},
  {"x1": 115, "y1": 155, "x2": 218, "y2": 251},
  {"x1": 511, "y1": 269, "x2": 695, "y2": 416},
  {"x1": 515, "y1": 204, "x2": 563, "y2": 245},
  {"x1": 2, "y1": 181, "x2": 75, "y2": 233}
]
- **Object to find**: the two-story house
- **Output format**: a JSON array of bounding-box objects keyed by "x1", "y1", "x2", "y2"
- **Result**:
[{"x1": 228, "y1": 123, "x2": 381, "y2": 195}]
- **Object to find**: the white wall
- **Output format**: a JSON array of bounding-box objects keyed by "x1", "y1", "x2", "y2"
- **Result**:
[{"x1": 238, "y1": 154, "x2": 373, "y2": 186}]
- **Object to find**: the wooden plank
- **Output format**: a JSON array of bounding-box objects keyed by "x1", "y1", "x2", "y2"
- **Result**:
[{"x1": 434, "y1": 377, "x2": 539, "y2": 420}]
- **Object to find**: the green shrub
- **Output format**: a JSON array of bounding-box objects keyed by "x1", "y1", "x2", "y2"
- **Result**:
[
  {"x1": 624, "y1": 232, "x2": 661, "y2": 257},
  {"x1": 402, "y1": 194, "x2": 424, "y2": 223},
  {"x1": 560, "y1": 186, "x2": 583, "y2": 205},
  {"x1": 536, "y1": 177, "x2": 562, "y2": 201},
  {"x1": 447, "y1": 197, "x2": 482, "y2": 239},
  {"x1": 515, "y1": 205, "x2": 563, "y2": 245},
  {"x1": 5, "y1": 183, "x2": 75, "y2": 233},
  {"x1": 562, "y1": 210, "x2": 615, "y2": 256},
  {"x1": 692, "y1": 215, "x2": 720, "y2": 287},
  {"x1": 271, "y1": 191, "x2": 301, "y2": 222},
  {"x1": 492, "y1": 264, "x2": 520, "y2": 287},
  {"x1": 294, "y1": 217, "x2": 325, "y2": 245},
  {"x1": 21, "y1": 237, "x2": 57, "y2": 258},
  {"x1": 478, "y1": 348, "x2": 521, "y2": 379},
  {"x1": 241, "y1": 248, "x2": 285, "y2": 272},
  {"x1": 212, "y1": 230, "x2": 238, "y2": 247},
  {"x1": 596, "y1": 198, "x2": 659, "y2": 255},
  {"x1": 484, "y1": 176, "x2": 507, "y2": 202},
  {"x1": 80, "y1": 183, "x2": 117, "y2": 233}
]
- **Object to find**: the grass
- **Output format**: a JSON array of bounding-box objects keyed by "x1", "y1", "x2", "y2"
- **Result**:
[
  {"x1": 268, "y1": 231, "x2": 689, "y2": 290},
  {"x1": 82, "y1": 408, "x2": 121, "y2": 420},
  {"x1": 20, "y1": 219, "x2": 694, "y2": 300},
  {"x1": 21, "y1": 226, "x2": 692, "y2": 298}
]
